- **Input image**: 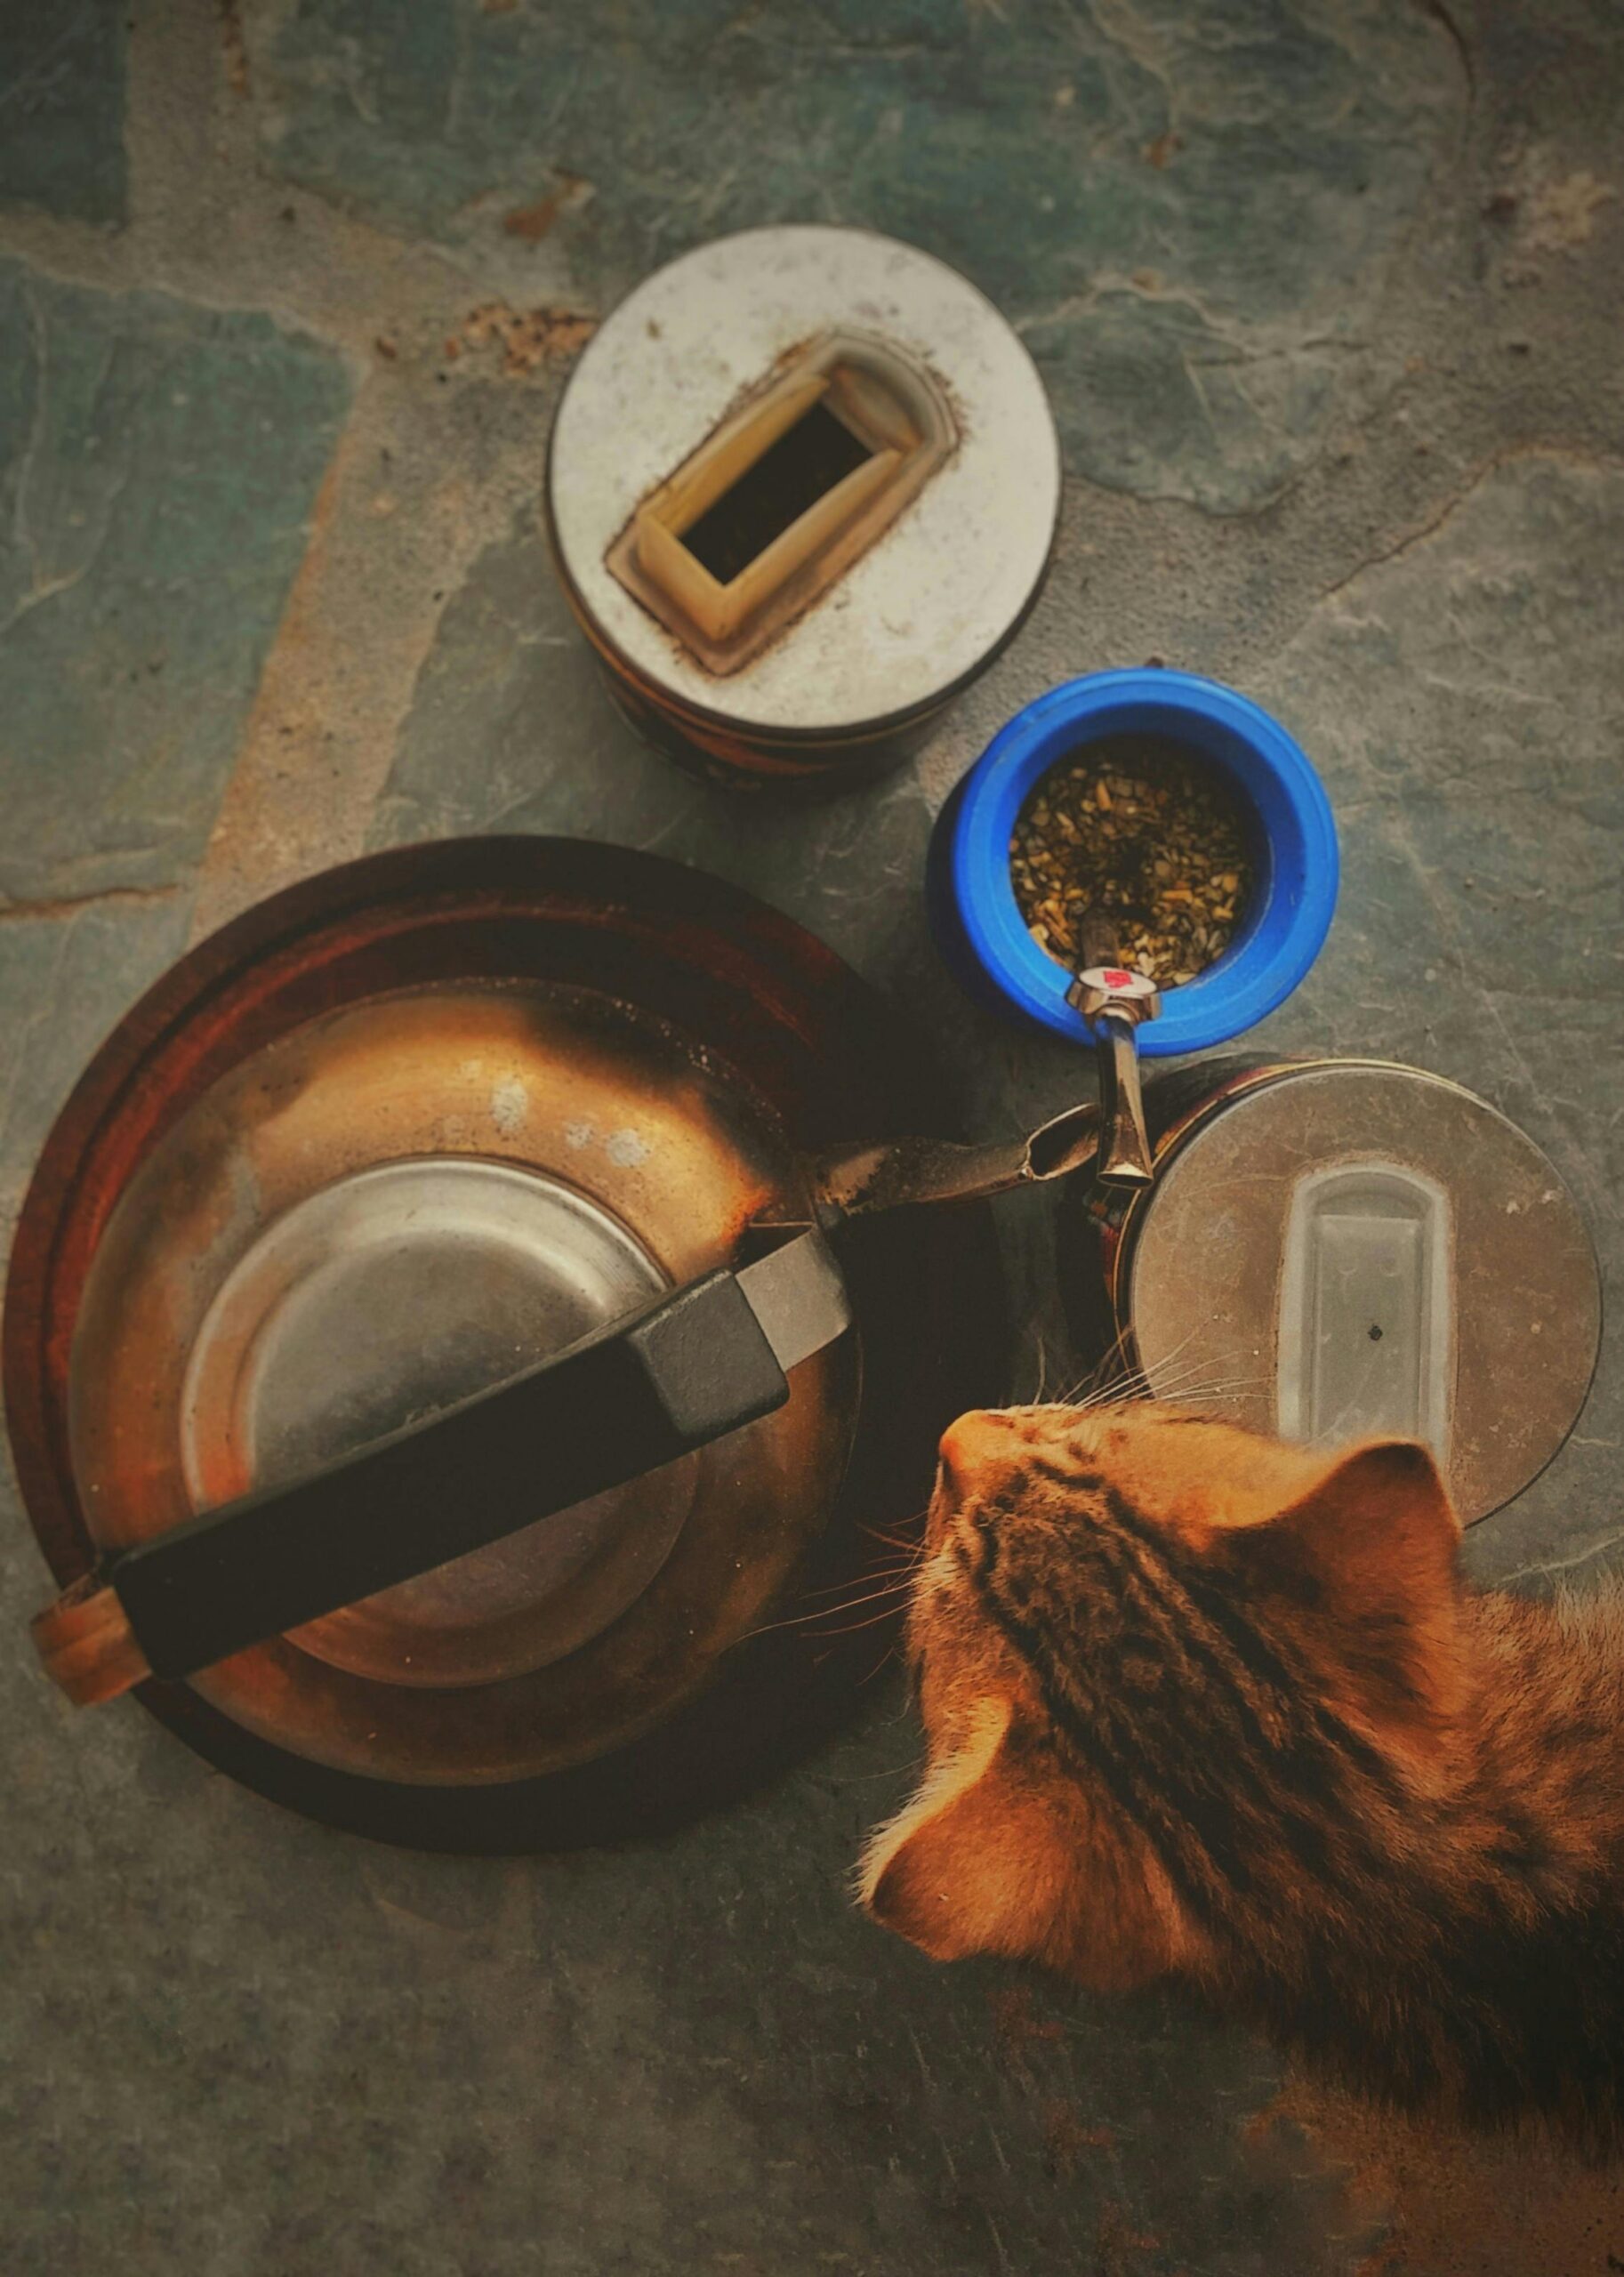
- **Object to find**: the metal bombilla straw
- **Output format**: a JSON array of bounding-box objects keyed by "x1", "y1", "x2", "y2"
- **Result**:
[{"x1": 1066, "y1": 904, "x2": 1161, "y2": 1188}]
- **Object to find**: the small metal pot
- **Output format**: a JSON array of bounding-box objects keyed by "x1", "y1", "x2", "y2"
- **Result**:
[
  {"x1": 1061, "y1": 1057, "x2": 1602, "y2": 1525},
  {"x1": 545, "y1": 226, "x2": 1060, "y2": 791}
]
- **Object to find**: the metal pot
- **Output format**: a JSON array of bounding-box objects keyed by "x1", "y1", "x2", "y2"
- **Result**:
[
  {"x1": 5, "y1": 839, "x2": 1094, "y2": 1850},
  {"x1": 1061, "y1": 1057, "x2": 1602, "y2": 1525}
]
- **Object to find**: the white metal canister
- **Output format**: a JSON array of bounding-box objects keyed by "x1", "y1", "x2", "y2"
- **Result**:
[{"x1": 546, "y1": 226, "x2": 1060, "y2": 790}]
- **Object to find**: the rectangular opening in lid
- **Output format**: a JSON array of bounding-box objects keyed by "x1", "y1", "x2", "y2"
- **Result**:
[
  {"x1": 607, "y1": 332, "x2": 955, "y2": 676},
  {"x1": 679, "y1": 401, "x2": 876, "y2": 585},
  {"x1": 1276, "y1": 1162, "x2": 1453, "y2": 1460}
]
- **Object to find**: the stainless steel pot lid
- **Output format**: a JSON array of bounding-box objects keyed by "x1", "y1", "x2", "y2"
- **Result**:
[
  {"x1": 175, "y1": 1157, "x2": 693, "y2": 1690},
  {"x1": 1117, "y1": 1062, "x2": 1601, "y2": 1524},
  {"x1": 61, "y1": 979, "x2": 855, "y2": 1781},
  {"x1": 546, "y1": 226, "x2": 1060, "y2": 737}
]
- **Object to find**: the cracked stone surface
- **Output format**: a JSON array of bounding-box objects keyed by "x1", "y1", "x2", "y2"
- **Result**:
[
  {"x1": 0, "y1": 3, "x2": 127, "y2": 227},
  {"x1": 0, "y1": 253, "x2": 349, "y2": 1232},
  {"x1": 0, "y1": 260, "x2": 350, "y2": 910},
  {"x1": 258, "y1": 0, "x2": 1459, "y2": 511},
  {"x1": 0, "y1": 2, "x2": 1621, "y2": 2273}
]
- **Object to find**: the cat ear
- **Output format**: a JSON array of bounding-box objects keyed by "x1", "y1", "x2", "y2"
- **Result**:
[
  {"x1": 1242, "y1": 1439, "x2": 1466, "y2": 1738},
  {"x1": 1256, "y1": 1436, "x2": 1463, "y2": 1584},
  {"x1": 860, "y1": 1697, "x2": 1068, "y2": 1965}
]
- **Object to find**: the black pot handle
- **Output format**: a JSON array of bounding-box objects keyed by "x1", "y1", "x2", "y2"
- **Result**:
[{"x1": 35, "y1": 1241, "x2": 842, "y2": 1705}]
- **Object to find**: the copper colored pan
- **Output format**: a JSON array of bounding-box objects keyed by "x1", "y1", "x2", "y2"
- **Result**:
[{"x1": 5, "y1": 840, "x2": 1018, "y2": 1850}]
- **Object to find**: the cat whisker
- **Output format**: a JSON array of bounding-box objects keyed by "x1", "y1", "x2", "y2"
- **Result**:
[
  {"x1": 1158, "y1": 1371, "x2": 1271, "y2": 1404},
  {"x1": 1028, "y1": 1334, "x2": 1052, "y2": 1406},
  {"x1": 1053, "y1": 1324, "x2": 1204, "y2": 1411},
  {"x1": 856, "y1": 1637, "x2": 904, "y2": 1688},
  {"x1": 739, "y1": 1574, "x2": 917, "y2": 1642},
  {"x1": 863, "y1": 1505, "x2": 929, "y2": 1541},
  {"x1": 1106, "y1": 1352, "x2": 1269, "y2": 1407},
  {"x1": 805, "y1": 1603, "x2": 914, "y2": 1640},
  {"x1": 1051, "y1": 1347, "x2": 1215, "y2": 1413},
  {"x1": 1124, "y1": 1352, "x2": 1237, "y2": 1400},
  {"x1": 859, "y1": 1523, "x2": 927, "y2": 1554},
  {"x1": 1070, "y1": 1348, "x2": 1194, "y2": 1409},
  {"x1": 793, "y1": 1558, "x2": 921, "y2": 1599}
]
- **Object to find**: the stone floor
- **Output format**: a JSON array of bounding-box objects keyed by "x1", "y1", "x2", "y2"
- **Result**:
[{"x1": 1, "y1": 2, "x2": 1620, "y2": 2272}]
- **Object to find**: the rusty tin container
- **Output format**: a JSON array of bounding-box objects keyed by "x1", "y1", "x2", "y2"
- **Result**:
[{"x1": 545, "y1": 226, "x2": 1061, "y2": 790}]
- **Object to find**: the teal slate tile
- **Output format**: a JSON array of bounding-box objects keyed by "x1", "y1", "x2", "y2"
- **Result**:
[
  {"x1": 259, "y1": 0, "x2": 1459, "y2": 508},
  {"x1": 0, "y1": 0, "x2": 128, "y2": 226},
  {"x1": 364, "y1": 513, "x2": 953, "y2": 1007},
  {"x1": 0, "y1": 893, "x2": 191, "y2": 1229},
  {"x1": 0, "y1": 259, "x2": 351, "y2": 905}
]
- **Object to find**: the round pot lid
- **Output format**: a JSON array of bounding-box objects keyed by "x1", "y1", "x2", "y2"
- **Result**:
[
  {"x1": 174, "y1": 1154, "x2": 689, "y2": 1691},
  {"x1": 4, "y1": 839, "x2": 1004, "y2": 1848},
  {"x1": 547, "y1": 226, "x2": 1060, "y2": 737},
  {"x1": 67, "y1": 978, "x2": 833, "y2": 1766},
  {"x1": 1124, "y1": 1062, "x2": 1601, "y2": 1524}
]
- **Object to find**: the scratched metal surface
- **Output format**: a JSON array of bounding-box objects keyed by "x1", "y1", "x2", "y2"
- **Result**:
[{"x1": 0, "y1": 4, "x2": 1620, "y2": 2273}]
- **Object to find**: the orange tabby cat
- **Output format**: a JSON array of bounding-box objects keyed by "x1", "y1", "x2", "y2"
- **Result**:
[{"x1": 859, "y1": 1404, "x2": 1624, "y2": 2150}]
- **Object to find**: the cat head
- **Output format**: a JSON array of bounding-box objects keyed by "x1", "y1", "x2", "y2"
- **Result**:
[{"x1": 857, "y1": 1404, "x2": 1466, "y2": 1989}]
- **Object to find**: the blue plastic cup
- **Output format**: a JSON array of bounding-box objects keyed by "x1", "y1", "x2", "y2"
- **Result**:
[{"x1": 928, "y1": 669, "x2": 1339, "y2": 1057}]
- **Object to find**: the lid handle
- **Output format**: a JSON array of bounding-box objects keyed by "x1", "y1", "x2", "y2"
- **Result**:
[
  {"x1": 605, "y1": 330, "x2": 957, "y2": 677},
  {"x1": 33, "y1": 1266, "x2": 794, "y2": 1707},
  {"x1": 813, "y1": 1101, "x2": 1101, "y2": 1222}
]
